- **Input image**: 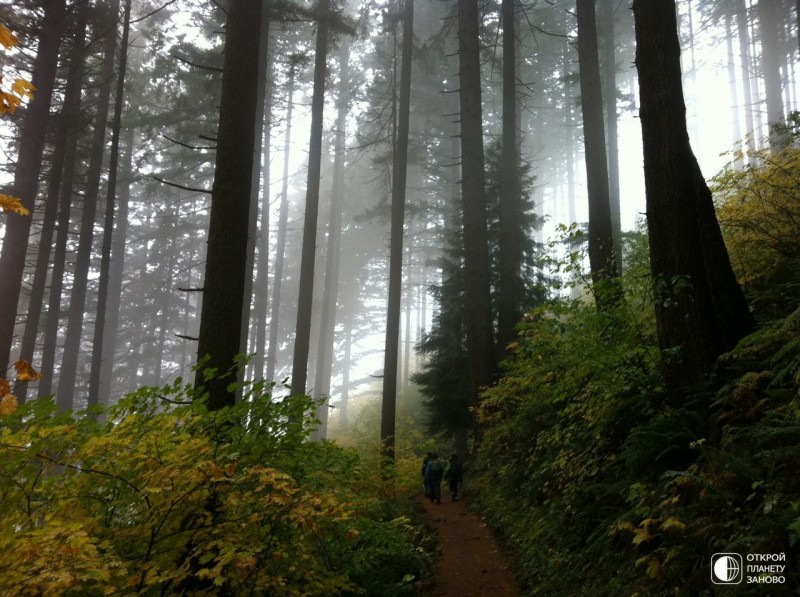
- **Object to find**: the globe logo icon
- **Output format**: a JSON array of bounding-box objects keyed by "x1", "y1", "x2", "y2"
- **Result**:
[{"x1": 712, "y1": 553, "x2": 743, "y2": 584}]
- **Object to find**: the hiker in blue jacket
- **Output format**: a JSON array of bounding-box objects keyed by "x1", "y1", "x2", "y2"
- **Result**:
[{"x1": 425, "y1": 452, "x2": 445, "y2": 504}]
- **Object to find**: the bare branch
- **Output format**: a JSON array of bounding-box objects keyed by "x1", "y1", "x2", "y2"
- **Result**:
[{"x1": 152, "y1": 176, "x2": 211, "y2": 194}]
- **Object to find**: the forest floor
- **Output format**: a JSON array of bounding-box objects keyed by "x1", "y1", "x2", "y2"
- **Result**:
[{"x1": 416, "y1": 493, "x2": 521, "y2": 597}]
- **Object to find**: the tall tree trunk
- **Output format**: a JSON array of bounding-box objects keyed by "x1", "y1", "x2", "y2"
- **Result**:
[
  {"x1": 56, "y1": 0, "x2": 120, "y2": 411},
  {"x1": 576, "y1": 0, "x2": 618, "y2": 307},
  {"x1": 599, "y1": 0, "x2": 622, "y2": 273},
  {"x1": 758, "y1": 0, "x2": 786, "y2": 148},
  {"x1": 564, "y1": 49, "x2": 577, "y2": 227},
  {"x1": 290, "y1": 0, "x2": 329, "y2": 398},
  {"x1": 458, "y1": 0, "x2": 496, "y2": 404},
  {"x1": 632, "y1": 0, "x2": 755, "y2": 392},
  {"x1": 266, "y1": 63, "x2": 297, "y2": 384},
  {"x1": 195, "y1": 0, "x2": 265, "y2": 410},
  {"x1": 797, "y1": 0, "x2": 800, "y2": 54},
  {"x1": 252, "y1": 32, "x2": 276, "y2": 383},
  {"x1": 684, "y1": 0, "x2": 700, "y2": 142},
  {"x1": 735, "y1": 0, "x2": 757, "y2": 154},
  {"x1": 98, "y1": 126, "x2": 135, "y2": 407},
  {"x1": 17, "y1": 4, "x2": 88, "y2": 404},
  {"x1": 338, "y1": 319, "x2": 352, "y2": 427},
  {"x1": 312, "y1": 46, "x2": 351, "y2": 440},
  {"x1": 240, "y1": 14, "x2": 272, "y2": 386},
  {"x1": 725, "y1": 11, "x2": 744, "y2": 167},
  {"x1": 497, "y1": 0, "x2": 522, "y2": 353},
  {"x1": 403, "y1": 268, "x2": 412, "y2": 386},
  {"x1": 38, "y1": 100, "x2": 86, "y2": 400},
  {"x1": 89, "y1": 0, "x2": 132, "y2": 409},
  {"x1": 0, "y1": 0, "x2": 67, "y2": 375},
  {"x1": 381, "y1": 0, "x2": 413, "y2": 460}
]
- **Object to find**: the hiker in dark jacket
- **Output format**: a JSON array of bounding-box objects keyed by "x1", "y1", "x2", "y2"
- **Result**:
[
  {"x1": 424, "y1": 452, "x2": 445, "y2": 504},
  {"x1": 445, "y1": 454, "x2": 463, "y2": 502},
  {"x1": 422, "y1": 452, "x2": 433, "y2": 497}
]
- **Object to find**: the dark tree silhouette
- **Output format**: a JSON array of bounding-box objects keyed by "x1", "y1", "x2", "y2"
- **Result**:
[
  {"x1": 576, "y1": 0, "x2": 618, "y2": 307},
  {"x1": 290, "y1": 0, "x2": 329, "y2": 398},
  {"x1": 497, "y1": 0, "x2": 524, "y2": 354},
  {"x1": 458, "y1": 0, "x2": 496, "y2": 402},
  {"x1": 381, "y1": 0, "x2": 414, "y2": 461},
  {"x1": 195, "y1": 0, "x2": 265, "y2": 409},
  {"x1": 90, "y1": 0, "x2": 132, "y2": 409}
]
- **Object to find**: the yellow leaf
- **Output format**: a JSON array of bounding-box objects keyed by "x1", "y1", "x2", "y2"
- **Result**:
[
  {"x1": 0, "y1": 393, "x2": 18, "y2": 416},
  {"x1": 661, "y1": 517, "x2": 686, "y2": 531},
  {"x1": 11, "y1": 79, "x2": 34, "y2": 99},
  {"x1": 639, "y1": 517, "x2": 658, "y2": 530},
  {"x1": 609, "y1": 521, "x2": 636, "y2": 537},
  {"x1": 0, "y1": 378, "x2": 10, "y2": 397},
  {"x1": 0, "y1": 194, "x2": 30, "y2": 216},
  {"x1": 0, "y1": 24, "x2": 18, "y2": 49},
  {"x1": 631, "y1": 527, "x2": 652, "y2": 546},
  {"x1": 0, "y1": 90, "x2": 22, "y2": 114},
  {"x1": 635, "y1": 555, "x2": 663, "y2": 579},
  {"x1": 14, "y1": 359, "x2": 41, "y2": 381}
]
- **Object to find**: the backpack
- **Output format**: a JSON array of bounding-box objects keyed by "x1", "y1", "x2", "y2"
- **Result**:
[{"x1": 430, "y1": 460, "x2": 444, "y2": 477}]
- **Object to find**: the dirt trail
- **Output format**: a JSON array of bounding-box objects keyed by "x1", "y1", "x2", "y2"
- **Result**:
[{"x1": 416, "y1": 494, "x2": 521, "y2": 597}]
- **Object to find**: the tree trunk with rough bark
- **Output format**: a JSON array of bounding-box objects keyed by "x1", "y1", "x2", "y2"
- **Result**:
[{"x1": 633, "y1": 0, "x2": 755, "y2": 392}]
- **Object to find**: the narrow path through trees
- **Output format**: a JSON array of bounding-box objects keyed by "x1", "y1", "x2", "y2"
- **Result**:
[{"x1": 416, "y1": 495, "x2": 521, "y2": 596}]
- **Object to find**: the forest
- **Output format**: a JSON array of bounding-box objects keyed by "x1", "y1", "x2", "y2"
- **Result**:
[{"x1": 1, "y1": 0, "x2": 799, "y2": 594}]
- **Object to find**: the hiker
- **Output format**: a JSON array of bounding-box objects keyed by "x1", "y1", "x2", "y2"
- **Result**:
[
  {"x1": 445, "y1": 453, "x2": 463, "y2": 502},
  {"x1": 422, "y1": 452, "x2": 433, "y2": 497},
  {"x1": 425, "y1": 452, "x2": 445, "y2": 504}
]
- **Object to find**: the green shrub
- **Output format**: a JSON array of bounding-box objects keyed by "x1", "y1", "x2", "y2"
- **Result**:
[{"x1": 470, "y1": 227, "x2": 800, "y2": 595}]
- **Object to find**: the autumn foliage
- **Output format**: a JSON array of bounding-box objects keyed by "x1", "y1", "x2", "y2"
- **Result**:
[
  {"x1": 0, "y1": 376, "x2": 431, "y2": 595},
  {"x1": 0, "y1": 22, "x2": 33, "y2": 218}
]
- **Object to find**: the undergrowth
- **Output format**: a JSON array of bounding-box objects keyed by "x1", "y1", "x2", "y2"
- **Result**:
[
  {"x1": 0, "y1": 377, "x2": 433, "y2": 595},
  {"x1": 471, "y1": 218, "x2": 800, "y2": 594}
]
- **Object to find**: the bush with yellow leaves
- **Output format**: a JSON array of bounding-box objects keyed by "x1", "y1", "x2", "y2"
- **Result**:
[
  {"x1": 0, "y1": 374, "x2": 432, "y2": 595},
  {"x1": 712, "y1": 115, "x2": 800, "y2": 320}
]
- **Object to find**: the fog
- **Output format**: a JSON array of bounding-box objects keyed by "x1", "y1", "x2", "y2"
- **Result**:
[{"x1": 1, "y1": 0, "x2": 797, "y2": 433}]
